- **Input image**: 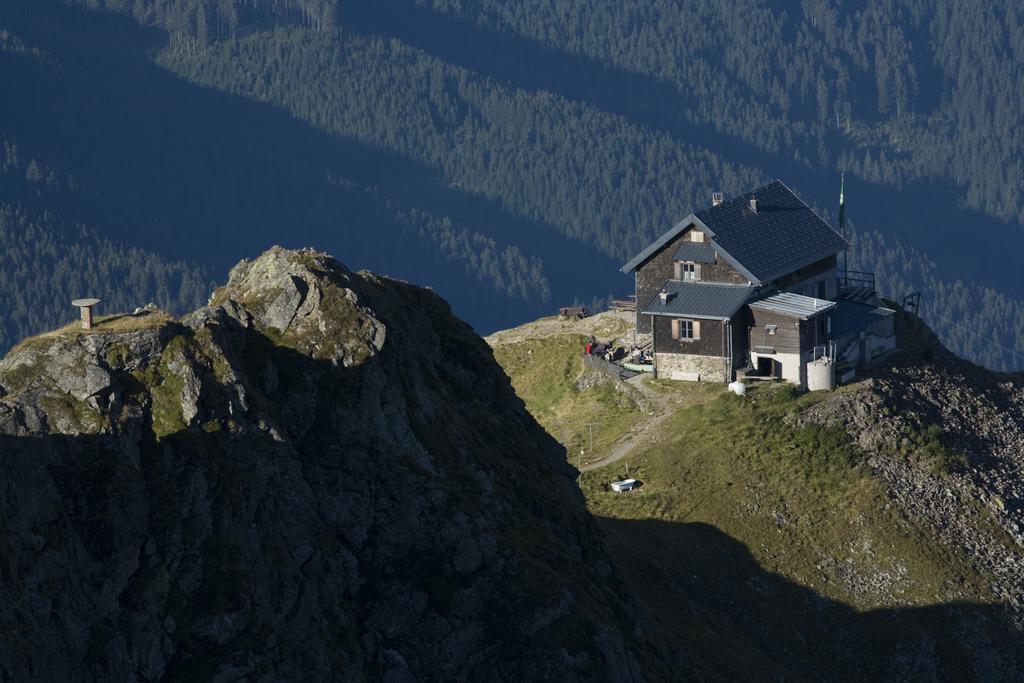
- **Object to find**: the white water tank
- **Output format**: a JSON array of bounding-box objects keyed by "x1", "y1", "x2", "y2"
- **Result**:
[{"x1": 807, "y1": 359, "x2": 836, "y2": 391}]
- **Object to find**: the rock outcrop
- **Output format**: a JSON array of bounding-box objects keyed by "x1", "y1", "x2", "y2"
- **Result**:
[
  {"x1": 0, "y1": 248, "x2": 664, "y2": 681},
  {"x1": 795, "y1": 311, "x2": 1024, "y2": 612}
]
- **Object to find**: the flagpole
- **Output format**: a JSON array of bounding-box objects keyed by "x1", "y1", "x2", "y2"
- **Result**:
[{"x1": 839, "y1": 173, "x2": 846, "y2": 275}]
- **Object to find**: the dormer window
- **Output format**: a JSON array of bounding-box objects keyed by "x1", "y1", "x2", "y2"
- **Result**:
[{"x1": 674, "y1": 261, "x2": 700, "y2": 281}]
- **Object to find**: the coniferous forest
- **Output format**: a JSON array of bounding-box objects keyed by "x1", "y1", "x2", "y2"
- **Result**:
[{"x1": 2, "y1": 0, "x2": 1023, "y2": 369}]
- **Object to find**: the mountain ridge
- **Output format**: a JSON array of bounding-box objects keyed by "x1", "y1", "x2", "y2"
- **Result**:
[
  {"x1": 2, "y1": 247, "x2": 1023, "y2": 678},
  {"x1": 0, "y1": 247, "x2": 670, "y2": 681}
]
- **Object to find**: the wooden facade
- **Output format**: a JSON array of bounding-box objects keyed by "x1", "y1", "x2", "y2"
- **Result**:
[
  {"x1": 634, "y1": 244, "x2": 840, "y2": 378},
  {"x1": 750, "y1": 310, "x2": 807, "y2": 355},
  {"x1": 635, "y1": 226, "x2": 748, "y2": 335},
  {"x1": 650, "y1": 312, "x2": 752, "y2": 372},
  {"x1": 653, "y1": 314, "x2": 724, "y2": 356}
]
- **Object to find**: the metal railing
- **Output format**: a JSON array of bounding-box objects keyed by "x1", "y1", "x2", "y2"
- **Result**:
[
  {"x1": 812, "y1": 341, "x2": 837, "y2": 362},
  {"x1": 837, "y1": 269, "x2": 876, "y2": 291}
]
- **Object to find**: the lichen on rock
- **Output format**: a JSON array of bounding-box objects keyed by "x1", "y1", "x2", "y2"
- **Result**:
[{"x1": 208, "y1": 246, "x2": 385, "y2": 367}]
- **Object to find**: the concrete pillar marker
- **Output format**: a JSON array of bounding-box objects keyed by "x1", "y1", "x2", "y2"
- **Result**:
[{"x1": 72, "y1": 298, "x2": 101, "y2": 330}]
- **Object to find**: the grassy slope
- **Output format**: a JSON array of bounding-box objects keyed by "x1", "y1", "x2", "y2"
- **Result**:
[
  {"x1": 489, "y1": 313, "x2": 649, "y2": 468},
  {"x1": 489, "y1": 313, "x2": 1014, "y2": 676},
  {"x1": 581, "y1": 382, "x2": 992, "y2": 608}
]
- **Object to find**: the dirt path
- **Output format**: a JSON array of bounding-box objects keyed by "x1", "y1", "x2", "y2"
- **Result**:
[
  {"x1": 581, "y1": 374, "x2": 671, "y2": 472},
  {"x1": 485, "y1": 310, "x2": 709, "y2": 474}
]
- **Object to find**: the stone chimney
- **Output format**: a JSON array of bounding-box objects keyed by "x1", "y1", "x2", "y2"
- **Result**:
[
  {"x1": 749, "y1": 195, "x2": 758, "y2": 213},
  {"x1": 712, "y1": 192, "x2": 724, "y2": 206}
]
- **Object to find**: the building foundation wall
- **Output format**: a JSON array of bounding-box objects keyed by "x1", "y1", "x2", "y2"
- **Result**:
[{"x1": 655, "y1": 352, "x2": 729, "y2": 383}]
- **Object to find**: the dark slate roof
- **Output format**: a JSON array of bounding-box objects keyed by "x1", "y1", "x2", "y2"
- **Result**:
[
  {"x1": 831, "y1": 298, "x2": 895, "y2": 337},
  {"x1": 672, "y1": 242, "x2": 716, "y2": 263},
  {"x1": 641, "y1": 281, "x2": 754, "y2": 320},
  {"x1": 622, "y1": 180, "x2": 849, "y2": 282},
  {"x1": 693, "y1": 180, "x2": 848, "y2": 283}
]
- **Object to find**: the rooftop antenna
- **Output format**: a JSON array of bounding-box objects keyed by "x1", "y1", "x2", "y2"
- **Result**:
[{"x1": 72, "y1": 298, "x2": 101, "y2": 330}]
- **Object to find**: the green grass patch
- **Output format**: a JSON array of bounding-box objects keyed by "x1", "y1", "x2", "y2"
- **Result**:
[
  {"x1": 0, "y1": 357, "x2": 45, "y2": 396},
  {"x1": 491, "y1": 334, "x2": 644, "y2": 464},
  {"x1": 903, "y1": 424, "x2": 968, "y2": 476},
  {"x1": 132, "y1": 333, "x2": 192, "y2": 439},
  {"x1": 494, "y1": 333, "x2": 994, "y2": 611},
  {"x1": 577, "y1": 381, "x2": 992, "y2": 609},
  {"x1": 38, "y1": 393, "x2": 106, "y2": 433}
]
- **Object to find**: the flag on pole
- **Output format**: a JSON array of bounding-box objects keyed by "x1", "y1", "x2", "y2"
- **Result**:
[
  {"x1": 839, "y1": 173, "x2": 846, "y2": 238},
  {"x1": 838, "y1": 173, "x2": 847, "y2": 273}
]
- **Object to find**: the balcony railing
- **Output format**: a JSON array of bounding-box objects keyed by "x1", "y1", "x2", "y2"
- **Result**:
[{"x1": 837, "y1": 269, "x2": 875, "y2": 292}]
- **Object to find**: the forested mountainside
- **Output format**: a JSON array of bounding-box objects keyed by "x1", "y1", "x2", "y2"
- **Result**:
[
  {"x1": 0, "y1": 144, "x2": 211, "y2": 351},
  {"x1": 2, "y1": 0, "x2": 1023, "y2": 368},
  {"x1": 0, "y1": 203, "x2": 209, "y2": 352}
]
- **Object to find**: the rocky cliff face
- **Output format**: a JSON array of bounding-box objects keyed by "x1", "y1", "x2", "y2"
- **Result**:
[{"x1": 0, "y1": 248, "x2": 665, "y2": 681}]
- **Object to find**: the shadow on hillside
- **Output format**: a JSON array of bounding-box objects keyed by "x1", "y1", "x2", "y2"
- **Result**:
[
  {"x1": 598, "y1": 515, "x2": 1022, "y2": 679},
  {"x1": 0, "y1": 273, "x2": 594, "y2": 678},
  {"x1": 0, "y1": 279, "x2": 1019, "y2": 678},
  {"x1": 0, "y1": 1, "x2": 622, "y2": 334},
  {"x1": 339, "y1": 0, "x2": 1024, "y2": 296},
  {"x1": 886, "y1": 305, "x2": 1024, "y2": 382}
]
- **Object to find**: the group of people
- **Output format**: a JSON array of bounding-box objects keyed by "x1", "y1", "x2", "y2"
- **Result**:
[
  {"x1": 584, "y1": 336, "x2": 609, "y2": 357},
  {"x1": 584, "y1": 336, "x2": 652, "y2": 365},
  {"x1": 628, "y1": 346, "x2": 652, "y2": 365}
]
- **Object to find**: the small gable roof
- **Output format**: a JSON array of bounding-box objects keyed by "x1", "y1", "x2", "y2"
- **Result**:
[
  {"x1": 672, "y1": 242, "x2": 716, "y2": 263},
  {"x1": 622, "y1": 180, "x2": 849, "y2": 283},
  {"x1": 641, "y1": 281, "x2": 754, "y2": 320}
]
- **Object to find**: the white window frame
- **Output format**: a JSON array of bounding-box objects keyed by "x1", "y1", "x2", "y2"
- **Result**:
[
  {"x1": 674, "y1": 261, "x2": 700, "y2": 281},
  {"x1": 671, "y1": 318, "x2": 700, "y2": 341}
]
